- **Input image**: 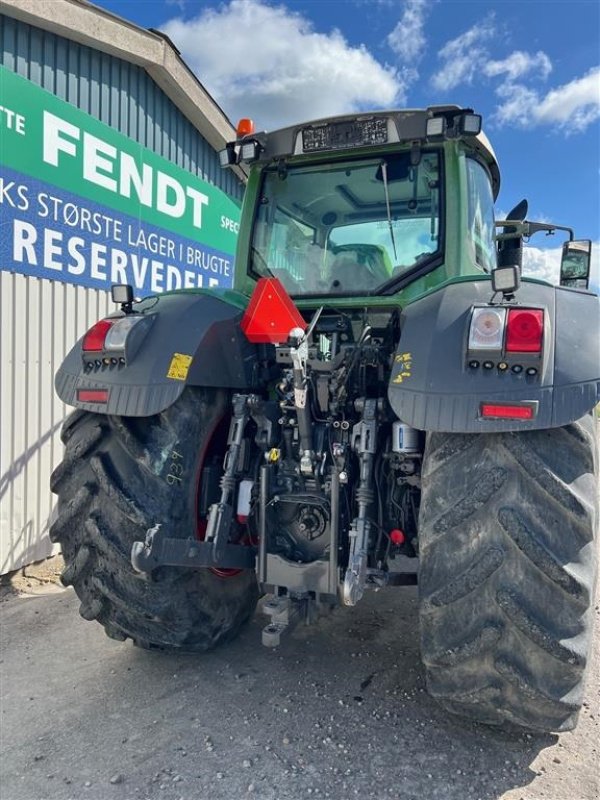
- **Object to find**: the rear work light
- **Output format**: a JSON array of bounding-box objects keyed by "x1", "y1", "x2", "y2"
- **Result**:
[
  {"x1": 240, "y1": 140, "x2": 262, "y2": 162},
  {"x1": 506, "y1": 309, "x2": 544, "y2": 353},
  {"x1": 480, "y1": 403, "x2": 536, "y2": 420},
  {"x1": 82, "y1": 319, "x2": 114, "y2": 351}
]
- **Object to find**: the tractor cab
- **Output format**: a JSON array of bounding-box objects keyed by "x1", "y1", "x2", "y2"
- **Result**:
[{"x1": 221, "y1": 107, "x2": 500, "y2": 303}]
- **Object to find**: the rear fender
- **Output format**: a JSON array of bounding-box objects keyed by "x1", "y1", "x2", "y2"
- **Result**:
[
  {"x1": 55, "y1": 292, "x2": 258, "y2": 416},
  {"x1": 388, "y1": 278, "x2": 600, "y2": 432}
]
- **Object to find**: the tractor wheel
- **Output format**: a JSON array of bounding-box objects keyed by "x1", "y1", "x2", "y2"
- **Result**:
[
  {"x1": 50, "y1": 387, "x2": 259, "y2": 652},
  {"x1": 418, "y1": 415, "x2": 598, "y2": 732}
]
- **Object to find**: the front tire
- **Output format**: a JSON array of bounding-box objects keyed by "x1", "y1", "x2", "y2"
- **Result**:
[
  {"x1": 50, "y1": 387, "x2": 259, "y2": 651},
  {"x1": 418, "y1": 415, "x2": 598, "y2": 732}
]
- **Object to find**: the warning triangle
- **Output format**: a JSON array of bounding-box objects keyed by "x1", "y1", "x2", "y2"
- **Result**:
[{"x1": 241, "y1": 278, "x2": 306, "y2": 344}]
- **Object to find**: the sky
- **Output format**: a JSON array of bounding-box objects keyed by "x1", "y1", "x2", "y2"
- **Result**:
[{"x1": 98, "y1": 0, "x2": 600, "y2": 287}]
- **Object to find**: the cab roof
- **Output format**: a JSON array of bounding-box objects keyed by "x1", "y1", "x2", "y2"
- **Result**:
[{"x1": 245, "y1": 106, "x2": 501, "y2": 199}]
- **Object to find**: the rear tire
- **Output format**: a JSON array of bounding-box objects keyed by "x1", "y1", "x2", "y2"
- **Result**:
[
  {"x1": 50, "y1": 388, "x2": 258, "y2": 652},
  {"x1": 418, "y1": 415, "x2": 598, "y2": 732}
]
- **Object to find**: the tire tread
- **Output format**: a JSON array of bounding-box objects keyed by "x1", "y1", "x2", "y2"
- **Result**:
[
  {"x1": 419, "y1": 416, "x2": 598, "y2": 732},
  {"x1": 51, "y1": 388, "x2": 258, "y2": 652}
]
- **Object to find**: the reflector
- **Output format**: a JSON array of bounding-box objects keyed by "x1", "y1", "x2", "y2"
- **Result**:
[
  {"x1": 480, "y1": 403, "x2": 535, "y2": 420},
  {"x1": 82, "y1": 319, "x2": 114, "y2": 351},
  {"x1": 506, "y1": 309, "x2": 544, "y2": 353},
  {"x1": 77, "y1": 389, "x2": 109, "y2": 404},
  {"x1": 241, "y1": 278, "x2": 305, "y2": 344}
]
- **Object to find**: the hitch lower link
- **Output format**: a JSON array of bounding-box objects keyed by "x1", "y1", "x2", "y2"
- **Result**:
[
  {"x1": 131, "y1": 523, "x2": 255, "y2": 573},
  {"x1": 131, "y1": 394, "x2": 269, "y2": 575},
  {"x1": 343, "y1": 398, "x2": 379, "y2": 607}
]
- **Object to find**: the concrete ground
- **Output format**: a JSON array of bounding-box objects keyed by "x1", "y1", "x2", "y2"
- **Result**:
[{"x1": 1, "y1": 564, "x2": 598, "y2": 800}]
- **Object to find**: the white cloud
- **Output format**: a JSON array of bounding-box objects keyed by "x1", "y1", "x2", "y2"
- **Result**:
[
  {"x1": 161, "y1": 0, "x2": 401, "y2": 130},
  {"x1": 431, "y1": 22, "x2": 551, "y2": 95},
  {"x1": 484, "y1": 50, "x2": 552, "y2": 82},
  {"x1": 494, "y1": 67, "x2": 600, "y2": 133},
  {"x1": 430, "y1": 16, "x2": 495, "y2": 92},
  {"x1": 387, "y1": 0, "x2": 429, "y2": 63},
  {"x1": 522, "y1": 244, "x2": 562, "y2": 284},
  {"x1": 523, "y1": 241, "x2": 600, "y2": 294},
  {"x1": 430, "y1": 17, "x2": 597, "y2": 135},
  {"x1": 531, "y1": 67, "x2": 600, "y2": 130}
]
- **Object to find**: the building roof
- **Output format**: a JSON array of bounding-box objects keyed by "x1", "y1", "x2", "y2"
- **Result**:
[{"x1": 2, "y1": 0, "x2": 247, "y2": 180}]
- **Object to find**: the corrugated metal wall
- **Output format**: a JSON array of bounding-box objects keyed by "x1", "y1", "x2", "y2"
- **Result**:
[
  {"x1": 0, "y1": 14, "x2": 244, "y2": 573},
  {"x1": 0, "y1": 274, "x2": 113, "y2": 572}
]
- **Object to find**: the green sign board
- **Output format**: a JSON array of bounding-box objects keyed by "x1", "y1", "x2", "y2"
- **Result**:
[{"x1": 0, "y1": 65, "x2": 241, "y2": 293}]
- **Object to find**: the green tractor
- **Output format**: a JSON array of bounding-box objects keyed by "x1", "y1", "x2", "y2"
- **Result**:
[{"x1": 51, "y1": 106, "x2": 599, "y2": 733}]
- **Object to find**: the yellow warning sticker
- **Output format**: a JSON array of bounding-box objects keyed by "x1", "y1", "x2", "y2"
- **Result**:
[
  {"x1": 393, "y1": 351, "x2": 413, "y2": 384},
  {"x1": 167, "y1": 353, "x2": 193, "y2": 381}
]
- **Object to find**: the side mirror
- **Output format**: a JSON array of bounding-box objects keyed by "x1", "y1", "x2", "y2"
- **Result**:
[{"x1": 560, "y1": 240, "x2": 592, "y2": 289}]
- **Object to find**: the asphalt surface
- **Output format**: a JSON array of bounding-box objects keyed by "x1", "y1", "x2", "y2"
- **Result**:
[{"x1": 1, "y1": 578, "x2": 598, "y2": 800}]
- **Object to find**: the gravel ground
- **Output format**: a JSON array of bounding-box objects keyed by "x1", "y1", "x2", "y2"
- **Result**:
[{"x1": 1, "y1": 566, "x2": 598, "y2": 800}]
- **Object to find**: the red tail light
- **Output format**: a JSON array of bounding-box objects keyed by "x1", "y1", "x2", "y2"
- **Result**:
[
  {"x1": 82, "y1": 319, "x2": 114, "y2": 351},
  {"x1": 480, "y1": 403, "x2": 535, "y2": 420},
  {"x1": 506, "y1": 309, "x2": 543, "y2": 353}
]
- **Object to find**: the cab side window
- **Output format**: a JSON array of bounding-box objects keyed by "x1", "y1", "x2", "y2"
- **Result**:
[{"x1": 466, "y1": 158, "x2": 497, "y2": 272}]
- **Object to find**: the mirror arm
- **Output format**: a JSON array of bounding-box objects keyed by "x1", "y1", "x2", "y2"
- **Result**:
[
  {"x1": 494, "y1": 220, "x2": 527, "y2": 242},
  {"x1": 525, "y1": 222, "x2": 574, "y2": 241},
  {"x1": 494, "y1": 220, "x2": 575, "y2": 242}
]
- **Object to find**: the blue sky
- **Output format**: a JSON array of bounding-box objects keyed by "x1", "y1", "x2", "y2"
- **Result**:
[{"x1": 99, "y1": 0, "x2": 599, "y2": 285}]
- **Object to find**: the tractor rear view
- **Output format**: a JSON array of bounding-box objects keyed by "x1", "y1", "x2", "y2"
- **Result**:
[{"x1": 51, "y1": 106, "x2": 599, "y2": 733}]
